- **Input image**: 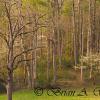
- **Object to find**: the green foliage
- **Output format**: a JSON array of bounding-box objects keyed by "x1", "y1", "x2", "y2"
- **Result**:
[
  {"x1": 37, "y1": 56, "x2": 47, "y2": 85},
  {"x1": 97, "y1": 0, "x2": 100, "y2": 3},
  {"x1": 0, "y1": 55, "x2": 7, "y2": 81},
  {"x1": 37, "y1": 0, "x2": 48, "y2": 7},
  {"x1": 62, "y1": 55, "x2": 74, "y2": 68},
  {"x1": 0, "y1": 82, "x2": 6, "y2": 94},
  {"x1": 37, "y1": 56, "x2": 47, "y2": 68},
  {"x1": 23, "y1": 0, "x2": 48, "y2": 7},
  {"x1": 62, "y1": 45, "x2": 74, "y2": 68},
  {"x1": 62, "y1": 0, "x2": 72, "y2": 15}
]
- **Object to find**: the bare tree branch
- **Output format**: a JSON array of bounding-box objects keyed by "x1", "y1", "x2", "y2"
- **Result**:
[
  {"x1": 12, "y1": 46, "x2": 46, "y2": 65},
  {"x1": 13, "y1": 25, "x2": 47, "y2": 43},
  {"x1": 13, "y1": 59, "x2": 33, "y2": 70},
  {"x1": 12, "y1": 19, "x2": 19, "y2": 33},
  {"x1": 13, "y1": 22, "x2": 32, "y2": 36},
  {"x1": 37, "y1": 13, "x2": 47, "y2": 20},
  {"x1": 0, "y1": 32, "x2": 9, "y2": 47},
  {"x1": 5, "y1": 2, "x2": 13, "y2": 36}
]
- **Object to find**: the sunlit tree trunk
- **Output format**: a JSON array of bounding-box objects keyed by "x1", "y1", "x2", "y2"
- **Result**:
[
  {"x1": 32, "y1": 14, "x2": 38, "y2": 87},
  {"x1": 88, "y1": 0, "x2": 96, "y2": 79},
  {"x1": 47, "y1": 35, "x2": 51, "y2": 82},
  {"x1": 72, "y1": 0, "x2": 78, "y2": 69}
]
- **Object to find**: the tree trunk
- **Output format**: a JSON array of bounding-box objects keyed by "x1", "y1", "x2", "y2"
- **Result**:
[
  {"x1": 7, "y1": 70, "x2": 13, "y2": 100},
  {"x1": 7, "y1": 35, "x2": 13, "y2": 100},
  {"x1": 53, "y1": 43, "x2": 57, "y2": 83},
  {"x1": 31, "y1": 13, "x2": 38, "y2": 88},
  {"x1": 47, "y1": 37, "x2": 50, "y2": 81},
  {"x1": 72, "y1": 0, "x2": 78, "y2": 69}
]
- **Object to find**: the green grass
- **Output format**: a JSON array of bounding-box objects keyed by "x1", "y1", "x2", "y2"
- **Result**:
[{"x1": 0, "y1": 89, "x2": 100, "y2": 100}]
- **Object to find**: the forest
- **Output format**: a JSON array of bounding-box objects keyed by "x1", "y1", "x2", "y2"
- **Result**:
[{"x1": 0, "y1": 0, "x2": 100, "y2": 100}]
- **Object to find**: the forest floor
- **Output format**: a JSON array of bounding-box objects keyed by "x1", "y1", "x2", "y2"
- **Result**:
[{"x1": 0, "y1": 89, "x2": 100, "y2": 100}]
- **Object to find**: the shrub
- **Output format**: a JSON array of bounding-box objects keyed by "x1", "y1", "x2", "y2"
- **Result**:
[{"x1": 0, "y1": 82, "x2": 6, "y2": 94}]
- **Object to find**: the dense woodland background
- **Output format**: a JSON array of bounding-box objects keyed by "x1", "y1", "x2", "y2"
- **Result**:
[{"x1": 0, "y1": 0, "x2": 100, "y2": 100}]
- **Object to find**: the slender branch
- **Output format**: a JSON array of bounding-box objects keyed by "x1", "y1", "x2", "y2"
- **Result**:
[
  {"x1": 13, "y1": 59, "x2": 32, "y2": 70},
  {"x1": 13, "y1": 25, "x2": 47, "y2": 43},
  {"x1": 13, "y1": 22, "x2": 32, "y2": 36},
  {"x1": 12, "y1": 46, "x2": 45, "y2": 65},
  {"x1": 37, "y1": 13, "x2": 47, "y2": 20},
  {"x1": 5, "y1": 2, "x2": 13, "y2": 36},
  {"x1": 13, "y1": 13, "x2": 47, "y2": 37},
  {"x1": 0, "y1": 32, "x2": 9, "y2": 47},
  {"x1": 12, "y1": 19, "x2": 19, "y2": 33}
]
